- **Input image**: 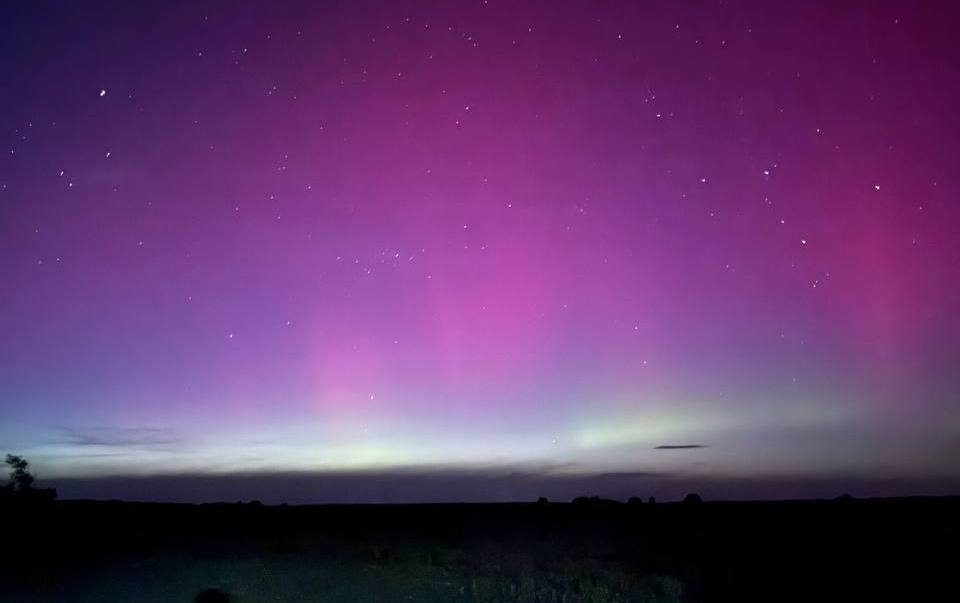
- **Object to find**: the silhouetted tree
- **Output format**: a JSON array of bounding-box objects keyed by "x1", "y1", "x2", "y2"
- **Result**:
[
  {"x1": 648, "y1": 496, "x2": 656, "y2": 504},
  {"x1": 682, "y1": 493, "x2": 703, "y2": 504},
  {"x1": 628, "y1": 496, "x2": 642, "y2": 506},
  {"x1": 2, "y1": 454, "x2": 56, "y2": 502},
  {"x1": 536, "y1": 496, "x2": 549, "y2": 505},
  {"x1": 5, "y1": 455, "x2": 34, "y2": 492}
]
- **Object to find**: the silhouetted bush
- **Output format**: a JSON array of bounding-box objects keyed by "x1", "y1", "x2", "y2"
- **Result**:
[
  {"x1": 683, "y1": 493, "x2": 703, "y2": 504},
  {"x1": 536, "y1": 496, "x2": 549, "y2": 505},
  {"x1": 628, "y1": 496, "x2": 642, "y2": 506}
]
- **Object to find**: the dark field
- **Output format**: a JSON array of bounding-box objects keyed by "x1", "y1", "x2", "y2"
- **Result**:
[{"x1": 1, "y1": 496, "x2": 956, "y2": 602}]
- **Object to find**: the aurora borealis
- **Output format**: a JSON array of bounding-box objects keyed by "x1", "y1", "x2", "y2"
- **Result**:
[{"x1": 2, "y1": 1, "x2": 959, "y2": 502}]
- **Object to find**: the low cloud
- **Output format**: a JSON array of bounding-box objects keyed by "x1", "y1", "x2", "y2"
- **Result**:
[{"x1": 54, "y1": 426, "x2": 182, "y2": 448}]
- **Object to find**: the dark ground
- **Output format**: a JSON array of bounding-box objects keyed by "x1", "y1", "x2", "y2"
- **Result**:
[{"x1": 1, "y1": 496, "x2": 956, "y2": 602}]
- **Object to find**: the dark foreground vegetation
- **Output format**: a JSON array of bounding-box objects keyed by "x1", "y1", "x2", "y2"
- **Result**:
[{"x1": 0, "y1": 493, "x2": 957, "y2": 602}]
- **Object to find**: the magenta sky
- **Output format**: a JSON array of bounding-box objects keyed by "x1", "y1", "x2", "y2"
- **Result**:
[{"x1": 2, "y1": 1, "x2": 959, "y2": 502}]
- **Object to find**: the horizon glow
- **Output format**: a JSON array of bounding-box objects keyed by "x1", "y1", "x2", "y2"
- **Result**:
[{"x1": 1, "y1": 1, "x2": 959, "y2": 501}]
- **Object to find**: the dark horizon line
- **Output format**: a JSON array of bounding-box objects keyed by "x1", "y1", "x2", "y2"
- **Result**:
[
  {"x1": 45, "y1": 492, "x2": 960, "y2": 507},
  {"x1": 36, "y1": 469, "x2": 960, "y2": 507}
]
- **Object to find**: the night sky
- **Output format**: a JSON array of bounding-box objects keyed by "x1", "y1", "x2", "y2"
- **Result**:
[{"x1": 2, "y1": 1, "x2": 959, "y2": 503}]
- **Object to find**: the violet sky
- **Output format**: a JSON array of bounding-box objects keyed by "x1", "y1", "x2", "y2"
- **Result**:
[{"x1": 2, "y1": 1, "x2": 959, "y2": 501}]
